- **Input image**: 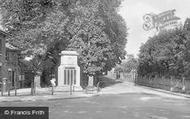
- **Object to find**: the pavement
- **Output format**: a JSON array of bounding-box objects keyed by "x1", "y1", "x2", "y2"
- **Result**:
[
  {"x1": 137, "y1": 84, "x2": 190, "y2": 99},
  {"x1": 0, "y1": 81, "x2": 189, "y2": 102},
  {"x1": 0, "y1": 87, "x2": 99, "y2": 102},
  {"x1": 100, "y1": 82, "x2": 190, "y2": 99}
]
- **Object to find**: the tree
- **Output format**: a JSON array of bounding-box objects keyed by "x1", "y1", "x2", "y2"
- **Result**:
[
  {"x1": 184, "y1": 18, "x2": 190, "y2": 31},
  {"x1": 115, "y1": 55, "x2": 138, "y2": 73},
  {"x1": 0, "y1": 0, "x2": 70, "y2": 73},
  {"x1": 123, "y1": 56, "x2": 138, "y2": 73},
  {"x1": 0, "y1": 0, "x2": 128, "y2": 82},
  {"x1": 67, "y1": 0, "x2": 127, "y2": 77},
  {"x1": 138, "y1": 26, "x2": 190, "y2": 79},
  {"x1": 67, "y1": 0, "x2": 112, "y2": 76}
]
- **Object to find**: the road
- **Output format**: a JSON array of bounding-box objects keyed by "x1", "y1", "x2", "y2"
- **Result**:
[{"x1": 0, "y1": 92, "x2": 190, "y2": 119}]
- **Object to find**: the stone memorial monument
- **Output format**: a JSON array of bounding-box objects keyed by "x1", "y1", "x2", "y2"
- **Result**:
[{"x1": 58, "y1": 51, "x2": 82, "y2": 90}]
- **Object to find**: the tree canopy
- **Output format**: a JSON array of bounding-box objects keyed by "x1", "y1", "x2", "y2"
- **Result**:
[
  {"x1": 138, "y1": 20, "x2": 190, "y2": 79},
  {"x1": 0, "y1": 0, "x2": 127, "y2": 77},
  {"x1": 115, "y1": 55, "x2": 138, "y2": 73}
]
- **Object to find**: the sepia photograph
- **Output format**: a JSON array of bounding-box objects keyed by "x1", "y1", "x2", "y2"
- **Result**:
[{"x1": 0, "y1": 0, "x2": 190, "y2": 119}]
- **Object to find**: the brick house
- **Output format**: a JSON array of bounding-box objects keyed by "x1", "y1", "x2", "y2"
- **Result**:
[
  {"x1": 6, "y1": 43, "x2": 25, "y2": 89},
  {"x1": 0, "y1": 30, "x2": 24, "y2": 89},
  {"x1": 0, "y1": 30, "x2": 7, "y2": 81}
]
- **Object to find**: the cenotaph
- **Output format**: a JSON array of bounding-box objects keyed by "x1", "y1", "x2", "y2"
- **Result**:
[{"x1": 58, "y1": 51, "x2": 82, "y2": 90}]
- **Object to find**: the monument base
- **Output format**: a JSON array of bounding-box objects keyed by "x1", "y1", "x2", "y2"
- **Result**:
[
  {"x1": 55, "y1": 85, "x2": 83, "y2": 92},
  {"x1": 34, "y1": 75, "x2": 41, "y2": 88},
  {"x1": 73, "y1": 86, "x2": 83, "y2": 91}
]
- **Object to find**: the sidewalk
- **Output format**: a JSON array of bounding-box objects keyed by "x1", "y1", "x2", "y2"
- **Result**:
[
  {"x1": 137, "y1": 84, "x2": 190, "y2": 99},
  {"x1": 1, "y1": 82, "x2": 189, "y2": 102},
  {"x1": 100, "y1": 82, "x2": 190, "y2": 99},
  {"x1": 0, "y1": 87, "x2": 99, "y2": 102}
]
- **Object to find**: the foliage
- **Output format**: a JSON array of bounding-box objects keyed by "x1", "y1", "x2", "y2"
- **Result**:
[
  {"x1": 68, "y1": 0, "x2": 111, "y2": 75},
  {"x1": 115, "y1": 55, "x2": 138, "y2": 73},
  {"x1": 67, "y1": 0, "x2": 127, "y2": 76},
  {"x1": 0, "y1": 0, "x2": 71, "y2": 73},
  {"x1": 138, "y1": 21, "x2": 190, "y2": 79},
  {"x1": 0, "y1": 0, "x2": 127, "y2": 78},
  {"x1": 122, "y1": 56, "x2": 138, "y2": 73}
]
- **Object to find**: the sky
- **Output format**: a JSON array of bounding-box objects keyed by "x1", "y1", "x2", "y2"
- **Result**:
[{"x1": 119, "y1": 0, "x2": 190, "y2": 57}]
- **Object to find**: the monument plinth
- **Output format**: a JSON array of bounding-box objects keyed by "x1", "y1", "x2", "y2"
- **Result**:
[
  {"x1": 34, "y1": 71, "x2": 42, "y2": 88},
  {"x1": 88, "y1": 76, "x2": 94, "y2": 87},
  {"x1": 58, "y1": 51, "x2": 82, "y2": 91}
]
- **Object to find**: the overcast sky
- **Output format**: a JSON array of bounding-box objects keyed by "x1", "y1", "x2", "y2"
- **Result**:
[{"x1": 119, "y1": 0, "x2": 190, "y2": 57}]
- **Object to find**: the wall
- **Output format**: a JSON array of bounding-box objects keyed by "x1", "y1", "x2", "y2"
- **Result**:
[
  {"x1": 6, "y1": 49, "x2": 22, "y2": 89},
  {"x1": 0, "y1": 31, "x2": 8, "y2": 81},
  {"x1": 136, "y1": 76, "x2": 190, "y2": 94}
]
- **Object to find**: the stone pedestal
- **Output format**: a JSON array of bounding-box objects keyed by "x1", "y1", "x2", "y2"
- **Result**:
[
  {"x1": 88, "y1": 76, "x2": 94, "y2": 87},
  {"x1": 34, "y1": 75, "x2": 41, "y2": 88},
  {"x1": 58, "y1": 51, "x2": 82, "y2": 91}
]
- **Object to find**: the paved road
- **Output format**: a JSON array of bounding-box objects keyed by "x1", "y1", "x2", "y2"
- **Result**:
[{"x1": 0, "y1": 92, "x2": 190, "y2": 119}]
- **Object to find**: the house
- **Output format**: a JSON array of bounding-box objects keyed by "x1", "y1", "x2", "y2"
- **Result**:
[
  {"x1": 0, "y1": 30, "x2": 7, "y2": 81},
  {"x1": 0, "y1": 30, "x2": 24, "y2": 90},
  {"x1": 6, "y1": 42, "x2": 25, "y2": 89}
]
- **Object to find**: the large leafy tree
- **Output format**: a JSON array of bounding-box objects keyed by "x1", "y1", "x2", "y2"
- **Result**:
[
  {"x1": 138, "y1": 23, "x2": 190, "y2": 79},
  {"x1": 0, "y1": 0, "x2": 72, "y2": 74},
  {"x1": 0, "y1": 0, "x2": 127, "y2": 79},
  {"x1": 67, "y1": 0, "x2": 119, "y2": 76}
]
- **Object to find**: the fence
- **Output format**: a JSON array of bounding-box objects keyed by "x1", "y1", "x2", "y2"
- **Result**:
[{"x1": 135, "y1": 76, "x2": 190, "y2": 94}]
